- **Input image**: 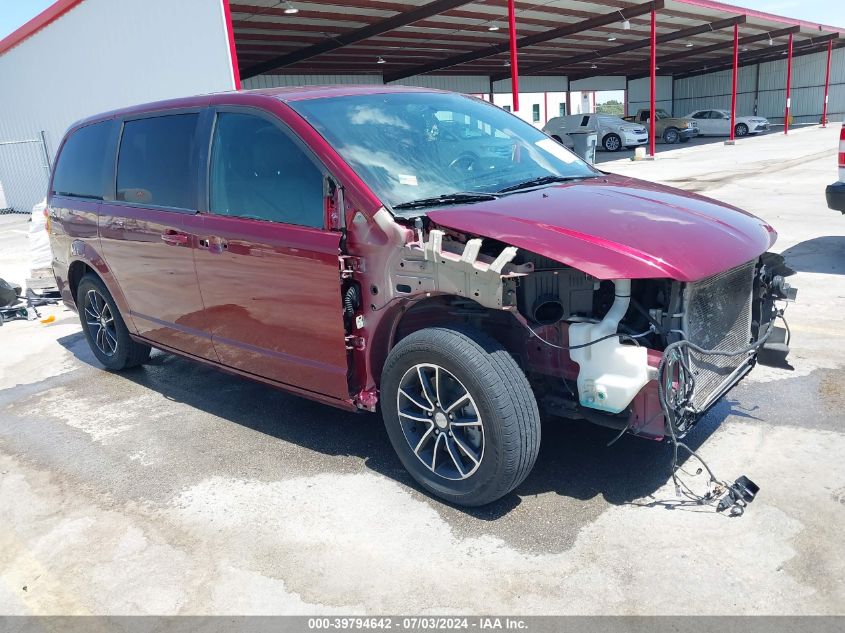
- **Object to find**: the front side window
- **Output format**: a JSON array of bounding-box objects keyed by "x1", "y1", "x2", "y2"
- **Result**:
[
  {"x1": 290, "y1": 92, "x2": 597, "y2": 213},
  {"x1": 52, "y1": 120, "x2": 114, "y2": 200},
  {"x1": 209, "y1": 112, "x2": 324, "y2": 228},
  {"x1": 117, "y1": 114, "x2": 198, "y2": 209}
]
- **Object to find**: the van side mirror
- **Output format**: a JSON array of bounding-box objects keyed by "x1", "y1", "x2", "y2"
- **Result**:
[{"x1": 326, "y1": 177, "x2": 346, "y2": 232}]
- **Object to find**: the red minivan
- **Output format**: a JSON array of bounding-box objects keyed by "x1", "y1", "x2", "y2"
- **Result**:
[{"x1": 47, "y1": 86, "x2": 795, "y2": 506}]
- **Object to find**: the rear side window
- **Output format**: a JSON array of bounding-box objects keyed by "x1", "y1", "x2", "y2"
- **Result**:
[
  {"x1": 117, "y1": 114, "x2": 198, "y2": 209},
  {"x1": 52, "y1": 121, "x2": 114, "y2": 200},
  {"x1": 209, "y1": 112, "x2": 324, "y2": 228}
]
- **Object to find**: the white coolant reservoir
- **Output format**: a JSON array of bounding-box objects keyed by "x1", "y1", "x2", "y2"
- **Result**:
[{"x1": 568, "y1": 279, "x2": 650, "y2": 414}]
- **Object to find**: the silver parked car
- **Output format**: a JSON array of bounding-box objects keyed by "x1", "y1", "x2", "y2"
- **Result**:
[{"x1": 543, "y1": 113, "x2": 649, "y2": 152}]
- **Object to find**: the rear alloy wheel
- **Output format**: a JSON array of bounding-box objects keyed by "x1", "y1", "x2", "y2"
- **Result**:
[
  {"x1": 84, "y1": 288, "x2": 118, "y2": 359},
  {"x1": 663, "y1": 127, "x2": 680, "y2": 144},
  {"x1": 77, "y1": 274, "x2": 150, "y2": 371},
  {"x1": 381, "y1": 327, "x2": 540, "y2": 506},
  {"x1": 735, "y1": 123, "x2": 749, "y2": 137},
  {"x1": 603, "y1": 133, "x2": 622, "y2": 152}
]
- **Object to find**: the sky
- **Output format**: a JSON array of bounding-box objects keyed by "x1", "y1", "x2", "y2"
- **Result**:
[{"x1": 0, "y1": 0, "x2": 841, "y2": 40}]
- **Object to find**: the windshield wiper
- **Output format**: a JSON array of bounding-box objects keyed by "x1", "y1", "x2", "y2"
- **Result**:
[
  {"x1": 392, "y1": 192, "x2": 499, "y2": 211},
  {"x1": 497, "y1": 174, "x2": 593, "y2": 193}
]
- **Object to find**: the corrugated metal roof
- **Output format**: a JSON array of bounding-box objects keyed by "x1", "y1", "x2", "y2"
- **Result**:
[
  {"x1": 2, "y1": 0, "x2": 842, "y2": 81},
  {"x1": 226, "y1": 0, "x2": 844, "y2": 79}
]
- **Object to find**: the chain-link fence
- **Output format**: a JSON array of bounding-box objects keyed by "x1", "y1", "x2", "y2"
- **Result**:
[{"x1": 0, "y1": 132, "x2": 51, "y2": 215}]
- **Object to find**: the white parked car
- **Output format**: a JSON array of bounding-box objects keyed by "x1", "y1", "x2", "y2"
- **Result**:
[
  {"x1": 686, "y1": 109, "x2": 770, "y2": 137},
  {"x1": 543, "y1": 113, "x2": 648, "y2": 152}
]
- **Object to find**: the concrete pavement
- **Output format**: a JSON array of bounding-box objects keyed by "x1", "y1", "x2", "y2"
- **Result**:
[{"x1": 0, "y1": 124, "x2": 843, "y2": 615}]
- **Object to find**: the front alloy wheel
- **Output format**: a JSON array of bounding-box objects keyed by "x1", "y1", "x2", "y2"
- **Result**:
[
  {"x1": 381, "y1": 326, "x2": 541, "y2": 506},
  {"x1": 397, "y1": 363, "x2": 484, "y2": 480}
]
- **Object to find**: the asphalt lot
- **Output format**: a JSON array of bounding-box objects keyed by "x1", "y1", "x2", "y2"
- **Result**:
[{"x1": 1, "y1": 124, "x2": 844, "y2": 615}]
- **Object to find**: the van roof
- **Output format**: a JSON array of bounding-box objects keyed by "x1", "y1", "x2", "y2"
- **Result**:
[{"x1": 69, "y1": 84, "x2": 447, "y2": 132}]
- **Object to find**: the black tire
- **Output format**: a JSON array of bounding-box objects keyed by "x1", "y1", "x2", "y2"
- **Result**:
[
  {"x1": 77, "y1": 274, "x2": 150, "y2": 370},
  {"x1": 381, "y1": 327, "x2": 540, "y2": 507},
  {"x1": 735, "y1": 123, "x2": 749, "y2": 137},
  {"x1": 603, "y1": 133, "x2": 622, "y2": 152},
  {"x1": 663, "y1": 127, "x2": 680, "y2": 144}
]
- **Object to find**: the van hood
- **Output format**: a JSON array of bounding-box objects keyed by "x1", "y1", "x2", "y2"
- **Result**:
[{"x1": 426, "y1": 174, "x2": 775, "y2": 282}]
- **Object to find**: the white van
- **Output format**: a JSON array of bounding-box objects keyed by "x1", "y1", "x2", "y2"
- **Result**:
[{"x1": 543, "y1": 114, "x2": 648, "y2": 152}]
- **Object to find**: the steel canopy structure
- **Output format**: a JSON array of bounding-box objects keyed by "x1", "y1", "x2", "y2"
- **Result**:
[
  {"x1": 225, "y1": 0, "x2": 843, "y2": 154},
  {"x1": 230, "y1": 0, "x2": 843, "y2": 82}
]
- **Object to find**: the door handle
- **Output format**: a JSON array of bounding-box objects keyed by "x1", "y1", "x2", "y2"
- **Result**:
[{"x1": 161, "y1": 231, "x2": 189, "y2": 246}]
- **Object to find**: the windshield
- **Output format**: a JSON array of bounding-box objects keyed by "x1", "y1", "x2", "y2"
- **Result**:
[
  {"x1": 655, "y1": 109, "x2": 671, "y2": 119},
  {"x1": 289, "y1": 92, "x2": 598, "y2": 213}
]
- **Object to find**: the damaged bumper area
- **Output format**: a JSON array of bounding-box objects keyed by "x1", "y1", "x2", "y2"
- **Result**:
[
  {"x1": 657, "y1": 253, "x2": 797, "y2": 437},
  {"x1": 385, "y1": 223, "x2": 796, "y2": 443}
]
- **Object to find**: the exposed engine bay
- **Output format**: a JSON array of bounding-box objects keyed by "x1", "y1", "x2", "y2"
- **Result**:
[{"x1": 374, "y1": 220, "x2": 796, "y2": 442}]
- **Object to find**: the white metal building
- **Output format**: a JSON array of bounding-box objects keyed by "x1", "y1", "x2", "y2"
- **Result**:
[
  {"x1": 1, "y1": 0, "x2": 843, "y2": 213},
  {"x1": 0, "y1": 0, "x2": 238, "y2": 213}
]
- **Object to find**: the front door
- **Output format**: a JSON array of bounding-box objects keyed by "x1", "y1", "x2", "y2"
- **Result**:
[
  {"x1": 99, "y1": 111, "x2": 215, "y2": 360},
  {"x1": 194, "y1": 109, "x2": 349, "y2": 400},
  {"x1": 690, "y1": 110, "x2": 713, "y2": 135}
]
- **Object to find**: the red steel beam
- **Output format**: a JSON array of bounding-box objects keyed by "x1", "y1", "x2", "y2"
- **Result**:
[
  {"x1": 671, "y1": 34, "x2": 838, "y2": 79},
  {"x1": 508, "y1": 0, "x2": 519, "y2": 112},
  {"x1": 650, "y1": 9, "x2": 657, "y2": 157},
  {"x1": 822, "y1": 38, "x2": 833, "y2": 127},
  {"x1": 590, "y1": 25, "x2": 800, "y2": 81},
  {"x1": 222, "y1": 0, "x2": 242, "y2": 90},
  {"x1": 240, "y1": 0, "x2": 476, "y2": 79},
  {"x1": 501, "y1": 14, "x2": 744, "y2": 79},
  {"x1": 784, "y1": 32, "x2": 793, "y2": 134},
  {"x1": 729, "y1": 22, "x2": 738, "y2": 142},
  {"x1": 383, "y1": 1, "x2": 663, "y2": 82}
]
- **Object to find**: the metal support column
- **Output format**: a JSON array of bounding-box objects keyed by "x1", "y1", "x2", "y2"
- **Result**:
[
  {"x1": 507, "y1": 0, "x2": 519, "y2": 111},
  {"x1": 822, "y1": 38, "x2": 833, "y2": 127},
  {"x1": 728, "y1": 22, "x2": 739, "y2": 143},
  {"x1": 39, "y1": 130, "x2": 52, "y2": 179},
  {"x1": 649, "y1": 9, "x2": 657, "y2": 157},
  {"x1": 784, "y1": 32, "x2": 793, "y2": 134}
]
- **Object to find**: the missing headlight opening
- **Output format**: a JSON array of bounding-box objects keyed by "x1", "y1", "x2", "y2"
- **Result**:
[{"x1": 385, "y1": 224, "x2": 797, "y2": 515}]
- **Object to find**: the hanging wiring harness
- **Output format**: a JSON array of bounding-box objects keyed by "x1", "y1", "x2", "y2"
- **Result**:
[{"x1": 656, "y1": 308, "x2": 788, "y2": 512}]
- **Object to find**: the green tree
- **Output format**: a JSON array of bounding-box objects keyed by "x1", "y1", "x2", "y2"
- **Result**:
[{"x1": 596, "y1": 100, "x2": 624, "y2": 116}]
